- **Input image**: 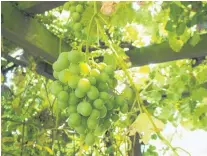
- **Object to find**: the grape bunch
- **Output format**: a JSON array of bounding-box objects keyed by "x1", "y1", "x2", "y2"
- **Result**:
[
  {"x1": 50, "y1": 50, "x2": 131, "y2": 146},
  {"x1": 67, "y1": 2, "x2": 86, "y2": 38}
]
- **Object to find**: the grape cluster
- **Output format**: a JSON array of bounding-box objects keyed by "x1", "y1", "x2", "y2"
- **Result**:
[
  {"x1": 68, "y1": 2, "x2": 86, "y2": 38},
  {"x1": 50, "y1": 50, "x2": 131, "y2": 146}
]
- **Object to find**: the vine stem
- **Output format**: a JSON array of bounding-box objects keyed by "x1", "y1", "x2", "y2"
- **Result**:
[
  {"x1": 20, "y1": 120, "x2": 26, "y2": 156},
  {"x1": 86, "y1": 2, "x2": 97, "y2": 55},
  {"x1": 96, "y1": 17, "x2": 179, "y2": 156}
]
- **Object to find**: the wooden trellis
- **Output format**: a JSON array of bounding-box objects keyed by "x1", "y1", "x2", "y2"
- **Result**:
[{"x1": 2, "y1": 1, "x2": 207, "y2": 79}]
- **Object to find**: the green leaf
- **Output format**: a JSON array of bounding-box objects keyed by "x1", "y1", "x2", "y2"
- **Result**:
[
  {"x1": 191, "y1": 87, "x2": 207, "y2": 101},
  {"x1": 176, "y1": 23, "x2": 186, "y2": 36},
  {"x1": 165, "y1": 20, "x2": 174, "y2": 32},
  {"x1": 169, "y1": 36, "x2": 184, "y2": 52},
  {"x1": 190, "y1": 33, "x2": 200, "y2": 47},
  {"x1": 170, "y1": 3, "x2": 183, "y2": 21}
]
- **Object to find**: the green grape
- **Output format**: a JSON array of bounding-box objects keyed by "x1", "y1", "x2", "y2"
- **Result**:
[
  {"x1": 87, "y1": 86, "x2": 99, "y2": 100},
  {"x1": 97, "y1": 82, "x2": 109, "y2": 91},
  {"x1": 75, "y1": 125, "x2": 85, "y2": 134},
  {"x1": 100, "y1": 106, "x2": 107, "y2": 118},
  {"x1": 75, "y1": 88, "x2": 86, "y2": 98},
  {"x1": 90, "y1": 109, "x2": 100, "y2": 119},
  {"x1": 90, "y1": 68, "x2": 100, "y2": 77},
  {"x1": 57, "y1": 100, "x2": 67, "y2": 110},
  {"x1": 93, "y1": 99, "x2": 104, "y2": 109},
  {"x1": 57, "y1": 91, "x2": 69, "y2": 102},
  {"x1": 88, "y1": 76, "x2": 96, "y2": 85},
  {"x1": 77, "y1": 101, "x2": 92, "y2": 116},
  {"x1": 87, "y1": 117, "x2": 99, "y2": 129},
  {"x1": 73, "y1": 22, "x2": 82, "y2": 31},
  {"x1": 120, "y1": 103, "x2": 128, "y2": 114},
  {"x1": 69, "y1": 92, "x2": 80, "y2": 105},
  {"x1": 94, "y1": 125, "x2": 106, "y2": 136},
  {"x1": 69, "y1": 6, "x2": 76, "y2": 12},
  {"x1": 53, "y1": 71, "x2": 59, "y2": 79},
  {"x1": 104, "y1": 65, "x2": 114, "y2": 75},
  {"x1": 68, "y1": 105, "x2": 77, "y2": 114},
  {"x1": 98, "y1": 63, "x2": 107, "y2": 71},
  {"x1": 72, "y1": 12, "x2": 80, "y2": 22},
  {"x1": 80, "y1": 62, "x2": 91, "y2": 75},
  {"x1": 76, "y1": 4, "x2": 84, "y2": 13},
  {"x1": 63, "y1": 2, "x2": 70, "y2": 10},
  {"x1": 69, "y1": 63, "x2": 80, "y2": 74},
  {"x1": 111, "y1": 114, "x2": 119, "y2": 122},
  {"x1": 85, "y1": 133, "x2": 95, "y2": 146},
  {"x1": 115, "y1": 95, "x2": 125, "y2": 106},
  {"x1": 53, "y1": 52, "x2": 70, "y2": 72},
  {"x1": 121, "y1": 86, "x2": 134, "y2": 102},
  {"x1": 50, "y1": 81, "x2": 63, "y2": 96},
  {"x1": 100, "y1": 92, "x2": 109, "y2": 100},
  {"x1": 103, "y1": 120, "x2": 111, "y2": 129},
  {"x1": 105, "y1": 100, "x2": 113, "y2": 110},
  {"x1": 58, "y1": 69, "x2": 72, "y2": 83},
  {"x1": 68, "y1": 50, "x2": 84, "y2": 64},
  {"x1": 78, "y1": 78, "x2": 91, "y2": 92},
  {"x1": 99, "y1": 72, "x2": 109, "y2": 82},
  {"x1": 68, "y1": 113, "x2": 81, "y2": 127},
  {"x1": 68, "y1": 75, "x2": 80, "y2": 89}
]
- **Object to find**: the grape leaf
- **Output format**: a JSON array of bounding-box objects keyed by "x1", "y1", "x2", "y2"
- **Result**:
[
  {"x1": 190, "y1": 33, "x2": 200, "y2": 47},
  {"x1": 129, "y1": 113, "x2": 165, "y2": 144}
]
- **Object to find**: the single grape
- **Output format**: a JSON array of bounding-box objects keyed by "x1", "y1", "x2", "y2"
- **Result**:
[
  {"x1": 69, "y1": 6, "x2": 76, "y2": 12},
  {"x1": 68, "y1": 105, "x2": 77, "y2": 114},
  {"x1": 120, "y1": 102, "x2": 128, "y2": 114},
  {"x1": 99, "y1": 72, "x2": 109, "y2": 82},
  {"x1": 50, "y1": 81, "x2": 63, "y2": 96},
  {"x1": 115, "y1": 95, "x2": 125, "y2": 106},
  {"x1": 98, "y1": 63, "x2": 107, "y2": 71},
  {"x1": 72, "y1": 12, "x2": 80, "y2": 22},
  {"x1": 87, "y1": 117, "x2": 99, "y2": 129},
  {"x1": 68, "y1": 113, "x2": 81, "y2": 127},
  {"x1": 99, "y1": 106, "x2": 107, "y2": 118},
  {"x1": 85, "y1": 133, "x2": 95, "y2": 146},
  {"x1": 58, "y1": 69, "x2": 72, "y2": 83},
  {"x1": 87, "y1": 86, "x2": 99, "y2": 100},
  {"x1": 75, "y1": 125, "x2": 85, "y2": 134},
  {"x1": 76, "y1": 4, "x2": 84, "y2": 13},
  {"x1": 90, "y1": 68, "x2": 100, "y2": 77},
  {"x1": 104, "y1": 65, "x2": 114, "y2": 75},
  {"x1": 90, "y1": 109, "x2": 100, "y2": 119},
  {"x1": 78, "y1": 78, "x2": 91, "y2": 92},
  {"x1": 53, "y1": 71, "x2": 59, "y2": 79},
  {"x1": 77, "y1": 101, "x2": 92, "y2": 116},
  {"x1": 73, "y1": 22, "x2": 82, "y2": 31},
  {"x1": 68, "y1": 50, "x2": 84, "y2": 64},
  {"x1": 93, "y1": 99, "x2": 104, "y2": 109},
  {"x1": 69, "y1": 63, "x2": 80, "y2": 75},
  {"x1": 57, "y1": 91, "x2": 69, "y2": 102},
  {"x1": 79, "y1": 62, "x2": 91, "y2": 75},
  {"x1": 97, "y1": 82, "x2": 109, "y2": 91},
  {"x1": 88, "y1": 76, "x2": 96, "y2": 85},
  {"x1": 69, "y1": 92, "x2": 80, "y2": 105},
  {"x1": 94, "y1": 125, "x2": 106, "y2": 136},
  {"x1": 68, "y1": 75, "x2": 80, "y2": 89},
  {"x1": 75, "y1": 88, "x2": 86, "y2": 98},
  {"x1": 100, "y1": 92, "x2": 109, "y2": 100}
]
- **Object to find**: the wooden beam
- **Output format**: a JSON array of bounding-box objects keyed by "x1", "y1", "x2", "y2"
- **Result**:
[
  {"x1": 15, "y1": 1, "x2": 66, "y2": 14},
  {"x1": 2, "y1": 2, "x2": 207, "y2": 70},
  {"x1": 1, "y1": 2, "x2": 70, "y2": 63},
  {"x1": 126, "y1": 34, "x2": 207, "y2": 66}
]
